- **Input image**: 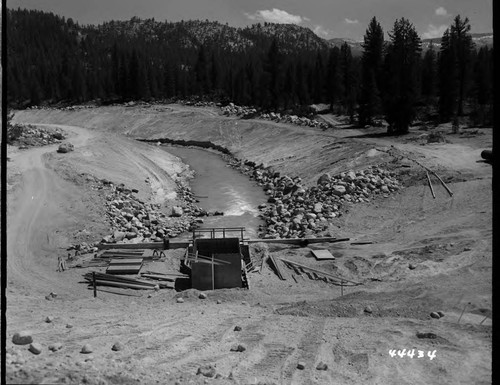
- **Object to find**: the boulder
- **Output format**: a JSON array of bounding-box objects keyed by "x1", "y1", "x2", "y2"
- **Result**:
[
  {"x1": 230, "y1": 344, "x2": 246, "y2": 352},
  {"x1": 113, "y1": 231, "x2": 126, "y2": 242},
  {"x1": 171, "y1": 206, "x2": 184, "y2": 217},
  {"x1": 29, "y1": 343, "x2": 42, "y2": 355},
  {"x1": 332, "y1": 185, "x2": 346, "y2": 196},
  {"x1": 112, "y1": 342, "x2": 124, "y2": 351},
  {"x1": 12, "y1": 331, "x2": 33, "y2": 345},
  {"x1": 313, "y1": 203, "x2": 323, "y2": 213},
  {"x1": 48, "y1": 343, "x2": 63, "y2": 352},
  {"x1": 57, "y1": 143, "x2": 74, "y2": 153},
  {"x1": 52, "y1": 132, "x2": 64, "y2": 140},
  {"x1": 316, "y1": 362, "x2": 328, "y2": 371},
  {"x1": 197, "y1": 365, "x2": 216, "y2": 378},
  {"x1": 81, "y1": 344, "x2": 93, "y2": 354},
  {"x1": 345, "y1": 171, "x2": 357, "y2": 182},
  {"x1": 297, "y1": 361, "x2": 306, "y2": 370},
  {"x1": 317, "y1": 173, "x2": 331, "y2": 185}
]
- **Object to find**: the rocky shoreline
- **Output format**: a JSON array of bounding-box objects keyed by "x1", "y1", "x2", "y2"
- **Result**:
[
  {"x1": 225, "y1": 157, "x2": 402, "y2": 239},
  {"x1": 68, "y1": 174, "x2": 225, "y2": 254}
]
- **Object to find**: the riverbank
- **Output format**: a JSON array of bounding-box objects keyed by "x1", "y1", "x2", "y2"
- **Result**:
[{"x1": 7, "y1": 104, "x2": 492, "y2": 385}]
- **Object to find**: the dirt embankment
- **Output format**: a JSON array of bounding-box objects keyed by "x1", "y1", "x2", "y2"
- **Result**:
[{"x1": 7, "y1": 105, "x2": 492, "y2": 385}]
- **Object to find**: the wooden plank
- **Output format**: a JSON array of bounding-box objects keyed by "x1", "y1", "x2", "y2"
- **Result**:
[
  {"x1": 311, "y1": 249, "x2": 336, "y2": 260},
  {"x1": 142, "y1": 270, "x2": 188, "y2": 278},
  {"x1": 109, "y1": 258, "x2": 143, "y2": 265},
  {"x1": 246, "y1": 237, "x2": 350, "y2": 245},
  {"x1": 268, "y1": 255, "x2": 286, "y2": 280},
  {"x1": 101, "y1": 249, "x2": 144, "y2": 254},
  {"x1": 93, "y1": 280, "x2": 155, "y2": 290},
  {"x1": 97, "y1": 242, "x2": 164, "y2": 250},
  {"x1": 426, "y1": 171, "x2": 436, "y2": 199},
  {"x1": 432, "y1": 171, "x2": 454, "y2": 197},
  {"x1": 106, "y1": 265, "x2": 142, "y2": 275},
  {"x1": 140, "y1": 273, "x2": 177, "y2": 282}
]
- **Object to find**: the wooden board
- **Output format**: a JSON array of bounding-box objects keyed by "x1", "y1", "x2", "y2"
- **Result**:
[
  {"x1": 109, "y1": 258, "x2": 143, "y2": 265},
  {"x1": 106, "y1": 265, "x2": 142, "y2": 275},
  {"x1": 97, "y1": 242, "x2": 165, "y2": 250},
  {"x1": 311, "y1": 249, "x2": 336, "y2": 260}
]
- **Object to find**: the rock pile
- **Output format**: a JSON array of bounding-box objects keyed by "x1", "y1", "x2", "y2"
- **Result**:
[
  {"x1": 229, "y1": 160, "x2": 401, "y2": 238},
  {"x1": 221, "y1": 103, "x2": 257, "y2": 117},
  {"x1": 12, "y1": 124, "x2": 66, "y2": 147},
  {"x1": 260, "y1": 112, "x2": 331, "y2": 129},
  {"x1": 220, "y1": 103, "x2": 332, "y2": 129},
  {"x1": 101, "y1": 180, "x2": 211, "y2": 244}
]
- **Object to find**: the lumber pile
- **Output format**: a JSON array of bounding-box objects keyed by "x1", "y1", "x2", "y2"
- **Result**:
[
  {"x1": 279, "y1": 258, "x2": 362, "y2": 287},
  {"x1": 140, "y1": 271, "x2": 189, "y2": 282},
  {"x1": 83, "y1": 272, "x2": 174, "y2": 290},
  {"x1": 106, "y1": 258, "x2": 143, "y2": 275}
]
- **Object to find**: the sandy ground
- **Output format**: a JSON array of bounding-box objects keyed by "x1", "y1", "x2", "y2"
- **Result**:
[{"x1": 6, "y1": 104, "x2": 492, "y2": 384}]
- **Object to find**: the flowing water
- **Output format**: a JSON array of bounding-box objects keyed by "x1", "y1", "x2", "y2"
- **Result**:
[{"x1": 162, "y1": 146, "x2": 266, "y2": 238}]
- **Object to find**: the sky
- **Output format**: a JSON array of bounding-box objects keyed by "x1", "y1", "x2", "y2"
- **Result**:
[{"x1": 8, "y1": 0, "x2": 493, "y2": 41}]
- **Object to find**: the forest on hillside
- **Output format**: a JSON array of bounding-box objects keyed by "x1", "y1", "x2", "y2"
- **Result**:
[{"x1": 6, "y1": 8, "x2": 493, "y2": 133}]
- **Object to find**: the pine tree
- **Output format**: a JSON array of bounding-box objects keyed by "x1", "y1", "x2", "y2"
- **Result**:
[
  {"x1": 261, "y1": 39, "x2": 283, "y2": 109},
  {"x1": 194, "y1": 44, "x2": 210, "y2": 95},
  {"x1": 358, "y1": 17, "x2": 384, "y2": 126},
  {"x1": 325, "y1": 47, "x2": 342, "y2": 111},
  {"x1": 339, "y1": 43, "x2": 357, "y2": 122},
  {"x1": 383, "y1": 18, "x2": 422, "y2": 134},
  {"x1": 438, "y1": 29, "x2": 458, "y2": 121},
  {"x1": 312, "y1": 51, "x2": 325, "y2": 103},
  {"x1": 451, "y1": 16, "x2": 474, "y2": 116},
  {"x1": 438, "y1": 16, "x2": 474, "y2": 121},
  {"x1": 421, "y1": 43, "x2": 437, "y2": 102},
  {"x1": 471, "y1": 46, "x2": 493, "y2": 125}
]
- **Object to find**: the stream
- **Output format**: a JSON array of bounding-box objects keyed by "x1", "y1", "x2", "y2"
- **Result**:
[{"x1": 162, "y1": 146, "x2": 266, "y2": 239}]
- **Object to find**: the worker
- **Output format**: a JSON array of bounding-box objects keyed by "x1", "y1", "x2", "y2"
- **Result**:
[{"x1": 57, "y1": 256, "x2": 66, "y2": 272}]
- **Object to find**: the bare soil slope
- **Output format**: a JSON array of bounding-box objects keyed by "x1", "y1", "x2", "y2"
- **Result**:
[{"x1": 6, "y1": 105, "x2": 491, "y2": 385}]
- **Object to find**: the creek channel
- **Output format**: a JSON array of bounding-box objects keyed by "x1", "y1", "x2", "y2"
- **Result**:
[{"x1": 161, "y1": 145, "x2": 267, "y2": 239}]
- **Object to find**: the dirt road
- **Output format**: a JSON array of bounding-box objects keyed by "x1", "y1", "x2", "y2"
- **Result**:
[{"x1": 6, "y1": 105, "x2": 491, "y2": 385}]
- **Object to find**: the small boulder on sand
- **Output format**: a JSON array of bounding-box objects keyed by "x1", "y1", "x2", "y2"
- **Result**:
[
  {"x1": 12, "y1": 331, "x2": 33, "y2": 345},
  {"x1": 112, "y1": 342, "x2": 124, "y2": 351},
  {"x1": 57, "y1": 143, "x2": 74, "y2": 153},
  {"x1": 29, "y1": 343, "x2": 42, "y2": 355},
  {"x1": 81, "y1": 344, "x2": 93, "y2": 354},
  {"x1": 197, "y1": 365, "x2": 216, "y2": 378},
  {"x1": 48, "y1": 343, "x2": 63, "y2": 352}
]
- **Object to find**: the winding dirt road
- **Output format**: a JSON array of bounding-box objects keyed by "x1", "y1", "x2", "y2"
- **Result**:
[{"x1": 7, "y1": 125, "x2": 93, "y2": 296}]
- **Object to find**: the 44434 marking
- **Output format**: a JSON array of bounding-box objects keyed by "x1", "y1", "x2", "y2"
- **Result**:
[{"x1": 389, "y1": 349, "x2": 437, "y2": 360}]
